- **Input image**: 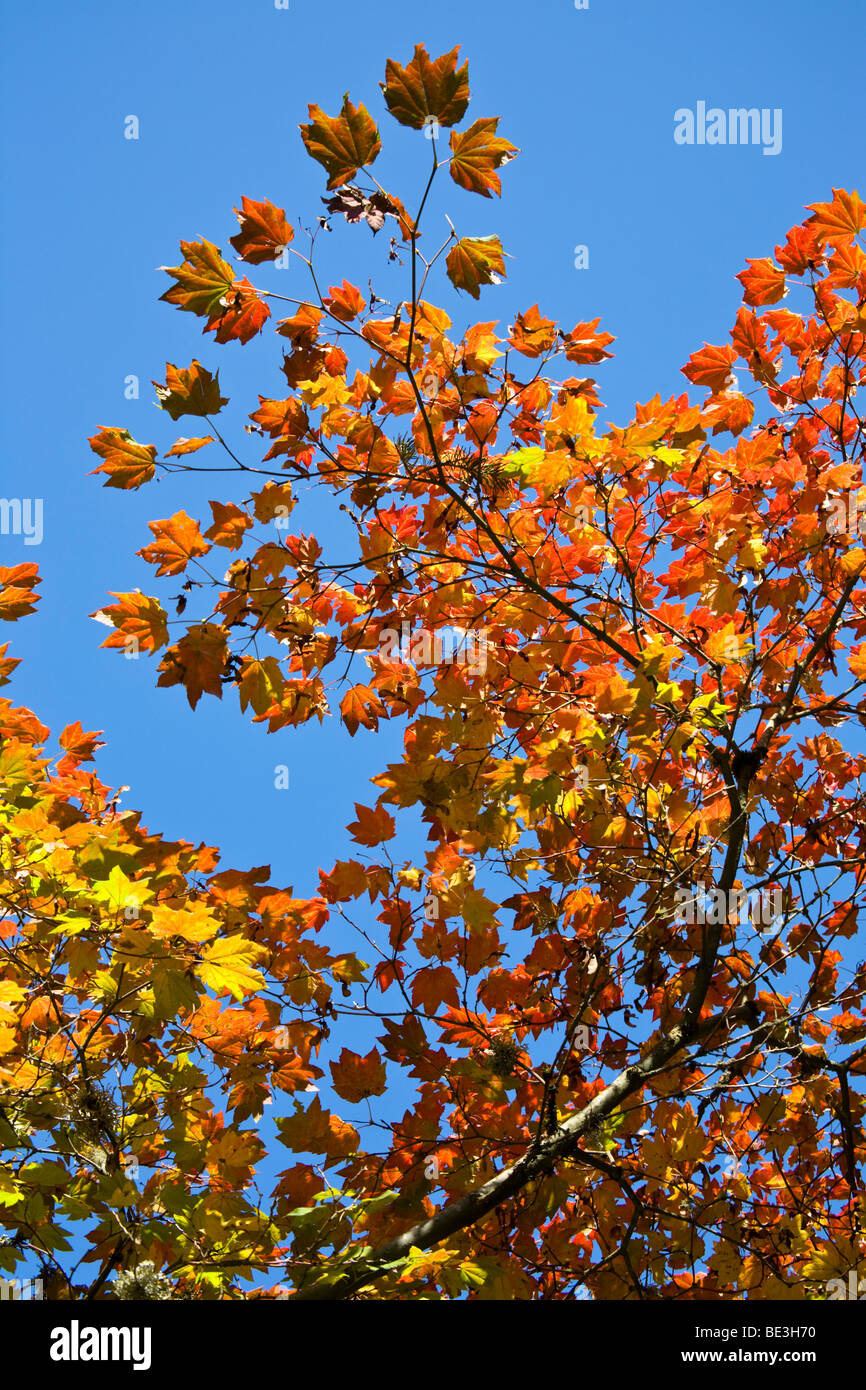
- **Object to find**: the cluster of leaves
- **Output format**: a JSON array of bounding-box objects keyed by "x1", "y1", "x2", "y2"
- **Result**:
[
  {"x1": 0, "y1": 567, "x2": 379, "y2": 1297},
  {"x1": 3, "y1": 45, "x2": 866, "y2": 1299}
]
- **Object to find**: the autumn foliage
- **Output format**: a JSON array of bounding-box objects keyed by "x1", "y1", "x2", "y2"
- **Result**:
[{"x1": 2, "y1": 46, "x2": 866, "y2": 1300}]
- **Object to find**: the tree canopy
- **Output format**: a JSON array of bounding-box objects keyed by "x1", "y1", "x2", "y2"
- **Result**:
[{"x1": 2, "y1": 45, "x2": 866, "y2": 1301}]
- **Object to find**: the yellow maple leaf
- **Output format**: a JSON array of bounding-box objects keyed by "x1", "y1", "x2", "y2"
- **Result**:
[
  {"x1": 736, "y1": 536, "x2": 768, "y2": 571},
  {"x1": 838, "y1": 547, "x2": 866, "y2": 577},
  {"x1": 197, "y1": 937, "x2": 266, "y2": 1000},
  {"x1": 150, "y1": 901, "x2": 219, "y2": 943},
  {"x1": 460, "y1": 886, "x2": 499, "y2": 934},
  {"x1": 300, "y1": 374, "x2": 350, "y2": 409}
]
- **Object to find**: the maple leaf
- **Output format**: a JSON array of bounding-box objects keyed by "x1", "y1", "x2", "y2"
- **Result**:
[
  {"x1": 230, "y1": 196, "x2": 295, "y2": 263},
  {"x1": 88, "y1": 427, "x2": 157, "y2": 489},
  {"x1": 156, "y1": 623, "x2": 228, "y2": 707},
  {"x1": 91, "y1": 591, "x2": 168, "y2": 653},
  {"x1": 682, "y1": 342, "x2": 739, "y2": 393},
  {"x1": 346, "y1": 802, "x2": 396, "y2": 847},
  {"x1": 300, "y1": 96, "x2": 381, "y2": 190},
  {"x1": 238, "y1": 656, "x2": 285, "y2": 717},
  {"x1": 446, "y1": 236, "x2": 506, "y2": 299},
  {"x1": 411, "y1": 965, "x2": 459, "y2": 1012},
  {"x1": 319, "y1": 859, "x2": 376, "y2": 903},
  {"x1": 562, "y1": 318, "x2": 615, "y2": 364},
  {"x1": 153, "y1": 361, "x2": 228, "y2": 419},
  {"x1": 509, "y1": 305, "x2": 558, "y2": 358},
  {"x1": 205, "y1": 500, "x2": 253, "y2": 550},
  {"x1": 736, "y1": 536, "x2": 769, "y2": 572},
  {"x1": 164, "y1": 436, "x2": 214, "y2": 458},
  {"x1": 736, "y1": 257, "x2": 787, "y2": 306},
  {"x1": 323, "y1": 279, "x2": 366, "y2": 322},
  {"x1": 340, "y1": 683, "x2": 385, "y2": 735},
  {"x1": 806, "y1": 187, "x2": 866, "y2": 243},
  {"x1": 276, "y1": 1096, "x2": 359, "y2": 1162},
  {"x1": 248, "y1": 484, "x2": 293, "y2": 525},
  {"x1": 57, "y1": 721, "x2": 104, "y2": 765},
  {"x1": 206, "y1": 276, "x2": 271, "y2": 345},
  {"x1": 159, "y1": 239, "x2": 236, "y2": 317},
  {"x1": 197, "y1": 936, "x2": 266, "y2": 1001},
  {"x1": 138, "y1": 511, "x2": 211, "y2": 577},
  {"x1": 438, "y1": 1007, "x2": 491, "y2": 1049},
  {"x1": 150, "y1": 901, "x2": 219, "y2": 944},
  {"x1": 463, "y1": 321, "x2": 504, "y2": 371},
  {"x1": 0, "y1": 643, "x2": 20, "y2": 685},
  {"x1": 0, "y1": 564, "x2": 41, "y2": 620},
  {"x1": 448, "y1": 118, "x2": 519, "y2": 197},
  {"x1": 775, "y1": 222, "x2": 826, "y2": 274},
  {"x1": 381, "y1": 45, "x2": 470, "y2": 130},
  {"x1": 701, "y1": 393, "x2": 754, "y2": 436},
  {"x1": 329, "y1": 1046, "x2": 387, "y2": 1103}
]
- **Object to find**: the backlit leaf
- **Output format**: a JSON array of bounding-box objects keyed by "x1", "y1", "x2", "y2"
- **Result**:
[
  {"x1": 230, "y1": 196, "x2": 295, "y2": 264},
  {"x1": 153, "y1": 361, "x2": 228, "y2": 420},
  {"x1": 197, "y1": 936, "x2": 266, "y2": 1001},
  {"x1": 381, "y1": 45, "x2": 470, "y2": 129},
  {"x1": 448, "y1": 118, "x2": 518, "y2": 197},
  {"x1": 300, "y1": 96, "x2": 381, "y2": 190},
  {"x1": 445, "y1": 236, "x2": 506, "y2": 299}
]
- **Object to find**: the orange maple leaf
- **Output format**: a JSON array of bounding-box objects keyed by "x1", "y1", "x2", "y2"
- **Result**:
[
  {"x1": 139, "y1": 511, "x2": 211, "y2": 577},
  {"x1": 329, "y1": 1047, "x2": 387, "y2": 1103},
  {"x1": 88, "y1": 427, "x2": 156, "y2": 490},
  {"x1": 230, "y1": 196, "x2": 295, "y2": 264},
  {"x1": 300, "y1": 96, "x2": 381, "y2": 190},
  {"x1": 449, "y1": 117, "x2": 518, "y2": 198},
  {"x1": 340, "y1": 683, "x2": 385, "y2": 735},
  {"x1": 381, "y1": 45, "x2": 470, "y2": 130},
  {"x1": 346, "y1": 802, "x2": 396, "y2": 846}
]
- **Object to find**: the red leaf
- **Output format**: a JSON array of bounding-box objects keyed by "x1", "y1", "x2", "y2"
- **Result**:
[{"x1": 323, "y1": 279, "x2": 366, "y2": 322}]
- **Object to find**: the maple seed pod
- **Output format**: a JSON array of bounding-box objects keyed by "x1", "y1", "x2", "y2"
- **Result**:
[
  {"x1": 75, "y1": 1084, "x2": 119, "y2": 1139},
  {"x1": 113, "y1": 1261, "x2": 173, "y2": 1301},
  {"x1": 488, "y1": 1037, "x2": 520, "y2": 1077}
]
